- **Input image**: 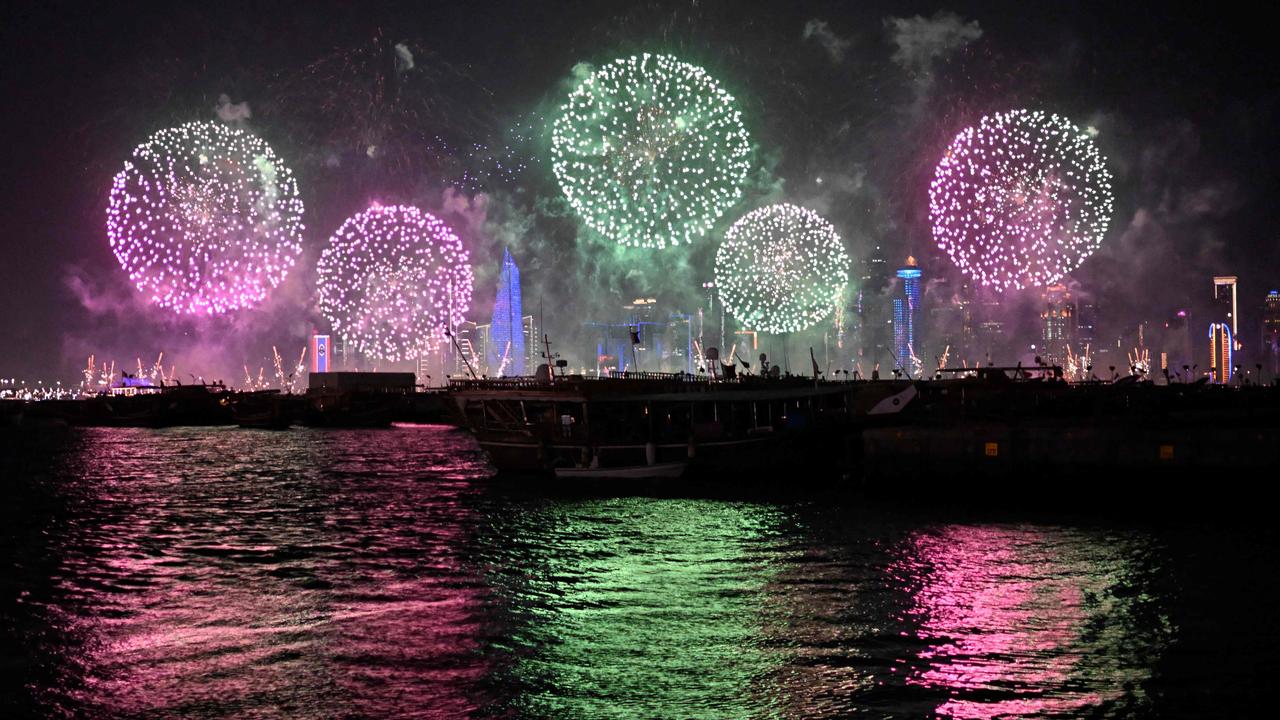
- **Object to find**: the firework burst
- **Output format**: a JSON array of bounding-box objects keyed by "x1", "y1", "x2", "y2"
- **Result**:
[
  {"x1": 715, "y1": 203, "x2": 849, "y2": 334},
  {"x1": 552, "y1": 53, "x2": 751, "y2": 249},
  {"x1": 267, "y1": 30, "x2": 493, "y2": 182},
  {"x1": 106, "y1": 121, "x2": 304, "y2": 315},
  {"x1": 317, "y1": 205, "x2": 473, "y2": 362},
  {"x1": 929, "y1": 109, "x2": 1113, "y2": 291}
]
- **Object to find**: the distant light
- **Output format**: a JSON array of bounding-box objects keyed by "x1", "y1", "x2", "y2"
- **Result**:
[
  {"x1": 1085, "y1": 126, "x2": 1100, "y2": 137},
  {"x1": 815, "y1": 176, "x2": 823, "y2": 184}
]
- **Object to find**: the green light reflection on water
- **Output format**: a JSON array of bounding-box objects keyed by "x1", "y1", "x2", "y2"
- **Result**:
[{"x1": 481, "y1": 497, "x2": 793, "y2": 719}]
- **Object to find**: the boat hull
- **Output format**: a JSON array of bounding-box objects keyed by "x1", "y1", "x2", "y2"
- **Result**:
[{"x1": 554, "y1": 461, "x2": 687, "y2": 480}]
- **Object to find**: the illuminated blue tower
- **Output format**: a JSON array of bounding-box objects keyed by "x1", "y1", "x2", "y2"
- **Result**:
[
  {"x1": 893, "y1": 256, "x2": 922, "y2": 368},
  {"x1": 488, "y1": 249, "x2": 525, "y2": 376}
]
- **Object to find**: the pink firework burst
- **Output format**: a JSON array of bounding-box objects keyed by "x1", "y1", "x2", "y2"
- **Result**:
[
  {"x1": 106, "y1": 121, "x2": 305, "y2": 314},
  {"x1": 318, "y1": 204, "x2": 473, "y2": 362},
  {"x1": 929, "y1": 109, "x2": 1113, "y2": 291}
]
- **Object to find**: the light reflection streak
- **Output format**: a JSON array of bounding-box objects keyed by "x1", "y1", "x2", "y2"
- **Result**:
[
  {"x1": 33, "y1": 426, "x2": 495, "y2": 718},
  {"x1": 481, "y1": 498, "x2": 791, "y2": 719},
  {"x1": 896, "y1": 525, "x2": 1173, "y2": 718}
]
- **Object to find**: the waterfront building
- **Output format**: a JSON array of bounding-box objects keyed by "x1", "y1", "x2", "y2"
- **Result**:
[
  {"x1": 415, "y1": 354, "x2": 432, "y2": 387},
  {"x1": 311, "y1": 334, "x2": 330, "y2": 373},
  {"x1": 1263, "y1": 290, "x2": 1280, "y2": 377},
  {"x1": 522, "y1": 315, "x2": 541, "y2": 369},
  {"x1": 1212, "y1": 275, "x2": 1238, "y2": 335},
  {"x1": 1210, "y1": 322, "x2": 1233, "y2": 383},
  {"x1": 332, "y1": 336, "x2": 348, "y2": 371},
  {"x1": 926, "y1": 279, "x2": 969, "y2": 369},
  {"x1": 855, "y1": 245, "x2": 892, "y2": 371},
  {"x1": 892, "y1": 256, "x2": 922, "y2": 371},
  {"x1": 488, "y1": 249, "x2": 524, "y2": 376},
  {"x1": 1160, "y1": 310, "x2": 1193, "y2": 377},
  {"x1": 585, "y1": 297, "x2": 695, "y2": 375},
  {"x1": 451, "y1": 320, "x2": 484, "y2": 377},
  {"x1": 1039, "y1": 284, "x2": 1077, "y2": 368},
  {"x1": 1077, "y1": 301, "x2": 1097, "y2": 347},
  {"x1": 700, "y1": 281, "x2": 726, "y2": 356}
]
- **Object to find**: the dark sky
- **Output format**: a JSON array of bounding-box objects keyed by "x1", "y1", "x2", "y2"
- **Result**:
[{"x1": 2, "y1": 1, "x2": 1278, "y2": 381}]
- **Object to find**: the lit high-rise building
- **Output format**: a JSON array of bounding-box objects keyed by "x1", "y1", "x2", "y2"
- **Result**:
[
  {"x1": 488, "y1": 248, "x2": 525, "y2": 376},
  {"x1": 1213, "y1": 275, "x2": 1238, "y2": 335},
  {"x1": 1209, "y1": 322, "x2": 1233, "y2": 383},
  {"x1": 700, "y1": 281, "x2": 726, "y2": 357},
  {"x1": 522, "y1": 314, "x2": 540, "y2": 370},
  {"x1": 474, "y1": 324, "x2": 491, "y2": 375},
  {"x1": 1039, "y1": 284, "x2": 1077, "y2": 368},
  {"x1": 928, "y1": 298, "x2": 968, "y2": 368},
  {"x1": 331, "y1": 336, "x2": 348, "y2": 370},
  {"x1": 892, "y1": 256, "x2": 922, "y2": 370},
  {"x1": 1263, "y1": 290, "x2": 1280, "y2": 377},
  {"x1": 1077, "y1": 301, "x2": 1097, "y2": 347},
  {"x1": 855, "y1": 245, "x2": 892, "y2": 371},
  {"x1": 311, "y1": 334, "x2": 330, "y2": 373},
  {"x1": 1161, "y1": 310, "x2": 1192, "y2": 377},
  {"x1": 452, "y1": 320, "x2": 481, "y2": 376}
]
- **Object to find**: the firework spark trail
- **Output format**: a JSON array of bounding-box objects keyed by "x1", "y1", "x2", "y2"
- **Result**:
[
  {"x1": 318, "y1": 205, "x2": 473, "y2": 363},
  {"x1": 267, "y1": 30, "x2": 496, "y2": 182},
  {"x1": 715, "y1": 203, "x2": 850, "y2": 335},
  {"x1": 451, "y1": 113, "x2": 544, "y2": 194},
  {"x1": 106, "y1": 121, "x2": 304, "y2": 315},
  {"x1": 552, "y1": 53, "x2": 751, "y2": 249},
  {"x1": 929, "y1": 109, "x2": 1113, "y2": 291}
]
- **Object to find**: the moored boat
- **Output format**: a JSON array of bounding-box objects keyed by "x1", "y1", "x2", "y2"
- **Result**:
[
  {"x1": 230, "y1": 390, "x2": 297, "y2": 429},
  {"x1": 449, "y1": 370, "x2": 916, "y2": 478},
  {"x1": 553, "y1": 461, "x2": 688, "y2": 480}
]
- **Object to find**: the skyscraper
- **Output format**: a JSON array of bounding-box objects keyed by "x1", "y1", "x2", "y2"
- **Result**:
[
  {"x1": 1213, "y1": 276, "x2": 1238, "y2": 335},
  {"x1": 488, "y1": 249, "x2": 524, "y2": 376},
  {"x1": 522, "y1": 314, "x2": 540, "y2": 370},
  {"x1": 1210, "y1": 322, "x2": 1233, "y2": 383},
  {"x1": 927, "y1": 288, "x2": 968, "y2": 369},
  {"x1": 452, "y1": 320, "x2": 482, "y2": 376},
  {"x1": 1161, "y1": 310, "x2": 1192, "y2": 377},
  {"x1": 1076, "y1": 301, "x2": 1097, "y2": 347},
  {"x1": 892, "y1": 256, "x2": 922, "y2": 371},
  {"x1": 856, "y1": 245, "x2": 892, "y2": 371},
  {"x1": 311, "y1": 334, "x2": 330, "y2": 373},
  {"x1": 1263, "y1": 290, "x2": 1280, "y2": 377},
  {"x1": 1040, "y1": 284, "x2": 1077, "y2": 368}
]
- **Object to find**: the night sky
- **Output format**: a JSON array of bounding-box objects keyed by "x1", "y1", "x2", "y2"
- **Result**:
[{"x1": 3, "y1": 1, "x2": 1278, "y2": 381}]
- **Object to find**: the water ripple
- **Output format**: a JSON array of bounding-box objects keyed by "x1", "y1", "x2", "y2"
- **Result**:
[{"x1": 1, "y1": 426, "x2": 1271, "y2": 717}]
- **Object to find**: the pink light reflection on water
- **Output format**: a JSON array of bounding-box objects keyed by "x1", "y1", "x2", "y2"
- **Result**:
[
  {"x1": 43, "y1": 426, "x2": 497, "y2": 718},
  {"x1": 896, "y1": 524, "x2": 1163, "y2": 719}
]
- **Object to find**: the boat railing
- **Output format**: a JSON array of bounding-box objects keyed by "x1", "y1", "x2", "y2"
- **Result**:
[
  {"x1": 612, "y1": 371, "x2": 695, "y2": 382},
  {"x1": 449, "y1": 371, "x2": 704, "y2": 391}
]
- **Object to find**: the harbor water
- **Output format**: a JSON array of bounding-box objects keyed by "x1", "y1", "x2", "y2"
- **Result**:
[{"x1": 2, "y1": 425, "x2": 1274, "y2": 718}]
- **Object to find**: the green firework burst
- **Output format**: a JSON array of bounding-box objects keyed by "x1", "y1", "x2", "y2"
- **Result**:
[
  {"x1": 552, "y1": 53, "x2": 751, "y2": 249},
  {"x1": 716, "y1": 203, "x2": 850, "y2": 334}
]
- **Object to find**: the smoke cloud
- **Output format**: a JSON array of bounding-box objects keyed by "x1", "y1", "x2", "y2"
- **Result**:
[
  {"x1": 884, "y1": 11, "x2": 983, "y2": 76},
  {"x1": 802, "y1": 19, "x2": 851, "y2": 64},
  {"x1": 215, "y1": 93, "x2": 252, "y2": 123},
  {"x1": 393, "y1": 42, "x2": 414, "y2": 73}
]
